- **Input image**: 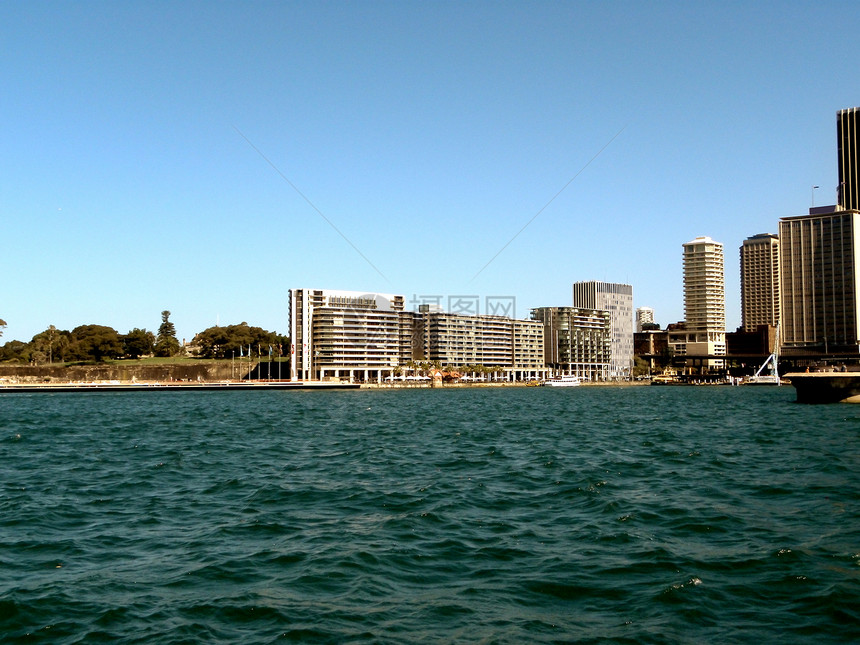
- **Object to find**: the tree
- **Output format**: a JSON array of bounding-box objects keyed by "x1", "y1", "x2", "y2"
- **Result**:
[
  {"x1": 0, "y1": 340, "x2": 28, "y2": 363},
  {"x1": 0, "y1": 318, "x2": 6, "y2": 339},
  {"x1": 123, "y1": 328, "x2": 156, "y2": 359},
  {"x1": 30, "y1": 326, "x2": 71, "y2": 364},
  {"x1": 191, "y1": 322, "x2": 288, "y2": 360},
  {"x1": 154, "y1": 310, "x2": 180, "y2": 357},
  {"x1": 632, "y1": 356, "x2": 651, "y2": 378},
  {"x1": 67, "y1": 325, "x2": 123, "y2": 362}
]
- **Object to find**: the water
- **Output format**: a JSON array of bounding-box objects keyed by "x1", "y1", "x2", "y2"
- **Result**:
[{"x1": 1, "y1": 386, "x2": 858, "y2": 644}]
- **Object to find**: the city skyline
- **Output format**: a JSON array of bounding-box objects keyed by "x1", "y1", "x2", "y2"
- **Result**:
[{"x1": 3, "y1": 3, "x2": 859, "y2": 344}]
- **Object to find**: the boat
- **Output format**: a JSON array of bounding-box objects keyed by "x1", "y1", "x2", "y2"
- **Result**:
[
  {"x1": 542, "y1": 375, "x2": 582, "y2": 387},
  {"x1": 744, "y1": 323, "x2": 781, "y2": 385},
  {"x1": 651, "y1": 374, "x2": 681, "y2": 385}
]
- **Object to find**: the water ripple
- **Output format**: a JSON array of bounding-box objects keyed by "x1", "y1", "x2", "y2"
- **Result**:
[{"x1": 1, "y1": 387, "x2": 858, "y2": 643}]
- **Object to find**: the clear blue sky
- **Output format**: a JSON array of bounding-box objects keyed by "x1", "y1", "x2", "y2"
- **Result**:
[{"x1": 2, "y1": 0, "x2": 858, "y2": 344}]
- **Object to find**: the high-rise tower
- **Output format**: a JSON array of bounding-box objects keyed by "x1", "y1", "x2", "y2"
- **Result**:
[
  {"x1": 838, "y1": 107, "x2": 859, "y2": 211},
  {"x1": 779, "y1": 210, "x2": 860, "y2": 353},
  {"x1": 684, "y1": 237, "x2": 726, "y2": 332},
  {"x1": 673, "y1": 236, "x2": 726, "y2": 365},
  {"x1": 740, "y1": 233, "x2": 780, "y2": 332}
]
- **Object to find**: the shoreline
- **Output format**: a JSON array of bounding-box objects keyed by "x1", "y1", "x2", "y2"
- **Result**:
[
  {"x1": 0, "y1": 380, "x2": 358, "y2": 393},
  {"x1": 360, "y1": 380, "x2": 651, "y2": 389},
  {"x1": 0, "y1": 379, "x2": 651, "y2": 393}
]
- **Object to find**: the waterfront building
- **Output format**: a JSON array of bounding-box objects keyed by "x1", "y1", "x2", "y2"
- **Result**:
[
  {"x1": 531, "y1": 307, "x2": 611, "y2": 381},
  {"x1": 636, "y1": 306, "x2": 655, "y2": 332},
  {"x1": 633, "y1": 328, "x2": 669, "y2": 372},
  {"x1": 670, "y1": 236, "x2": 726, "y2": 368},
  {"x1": 289, "y1": 288, "x2": 412, "y2": 382},
  {"x1": 778, "y1": 208, "x2": 860, "y2": 354},
  {"x1": 572, "y1": 281, "x2": 633, "y2": 379},
  {"x1": 414, "y1": 308, "x2": 546, "y2": 381},
  {"x1": 838, "y1": 107, "x2": 859, "y2": 211},
  {"x1": 512, "y1": 319, "x2": 546, "y2": 379},
  {"x1": 740, "y1": 233, "x2": 780, "y2": 332}
]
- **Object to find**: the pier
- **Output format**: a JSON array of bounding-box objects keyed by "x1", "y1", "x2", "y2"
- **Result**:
[
  {"x1": 0, "y1": 381, "x2": 359, "y2": 393},
  {"x1": 785, "y1": 372, "x2": 860, "y2": 403}
]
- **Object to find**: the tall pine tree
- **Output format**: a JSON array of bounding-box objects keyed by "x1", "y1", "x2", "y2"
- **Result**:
[{"x1": 154, "y1": 310, "x2": 180, "y2": 357}]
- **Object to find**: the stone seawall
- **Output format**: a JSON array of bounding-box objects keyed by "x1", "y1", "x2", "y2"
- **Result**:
[{"x1": 0, "y1": 362, "x2": 259, "y2": 383}]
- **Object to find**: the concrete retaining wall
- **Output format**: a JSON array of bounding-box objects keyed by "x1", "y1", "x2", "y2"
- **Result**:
[{"x1": 0, "y1": 362, "x2": 258, "y2": 383}]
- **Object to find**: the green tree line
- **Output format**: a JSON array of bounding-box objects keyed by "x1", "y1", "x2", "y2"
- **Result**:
[{"x1": 0, "y1": 312, "x2": 289, "y2": 365}]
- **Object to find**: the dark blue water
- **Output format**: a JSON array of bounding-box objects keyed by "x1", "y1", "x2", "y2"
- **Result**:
[{"x1": 1, "y1": 386, "x2": 858, "y2": 643}]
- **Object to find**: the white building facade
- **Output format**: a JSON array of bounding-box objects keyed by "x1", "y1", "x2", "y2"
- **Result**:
[
  {"x1": 671, "y1": 236, "x2": 726, "y2": 367},
  {"x1": 636, "y1": 306, "x2": 655, "y2": 332},
  {"x1": 414, "y1": 309, "x2": 546, "y2": 381},
  {"x1": 289, "y1": 288, "x2": 547, "y2": 382},
  {"x1": 289, "y1": 288, "x2": 413, "y2": 382}
]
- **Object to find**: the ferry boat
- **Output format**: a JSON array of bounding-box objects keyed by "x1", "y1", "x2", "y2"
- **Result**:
[{"x1": 543, "y1": 375, "x2": 582, "y2": 387}]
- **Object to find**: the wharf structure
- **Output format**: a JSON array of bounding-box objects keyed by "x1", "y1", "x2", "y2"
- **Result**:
[
  {"x1": 531, "y1": 307, "x2": 611, "y2": 381},
  {"x1": 572, "y1": 281, "x2": 633, "y2": 379},
  {"x1": 669, "y1": 236, "x2": 726, "y2": 369}
]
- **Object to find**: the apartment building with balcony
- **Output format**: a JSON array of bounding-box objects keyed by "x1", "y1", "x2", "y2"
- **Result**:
[
  {"x1": 414, "y1": 308, "x2": 546, "y2": 380},
  {"x1": 289, "y1": 288, "x2": 412, "y2": 382},
  {"x1": 530, "y1": 307, "x2": 611, "y2": 381},
  {"x1": 670, "y1": 236, "x2": 726, "y2": 368},
  {"x1": 572, "y1": 281, "x2": 633, "y2": 379}
]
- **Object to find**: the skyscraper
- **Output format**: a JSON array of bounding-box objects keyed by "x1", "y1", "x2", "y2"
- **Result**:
[
  {"x1": 571, "y1": 281, "x2": 633, "y2": 379},
  {"x1": 740, "y1": 233, "x2": 780, "y2": 332},
  {"x1": 778, "y1": 209, "x2": 860, "y2": 353},
  {"x1": 674, "y1": 236, "x2": 726, "y2": 365},
  {"x1": 683, "y1": 237, "x2": 725, "y2": 332},
  {"x1": 837, "y1": 107, "x2": 859, "y2": 211}
]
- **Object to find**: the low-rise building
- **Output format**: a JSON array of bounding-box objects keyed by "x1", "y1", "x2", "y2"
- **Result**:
[
  {"x1": 634, "y1": 329, "x2": 670, "y2": 372},
  {"x1": 290, "y1": 289, "x2": 547, "y2": 382},
  {"x1": 414, "y1": 308, "x2": 546, "y2": 381}
]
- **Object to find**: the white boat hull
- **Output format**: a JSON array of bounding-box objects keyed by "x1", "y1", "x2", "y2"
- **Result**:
[
  {"x1": 744, "y1": 376, "x2": 781, "y2": 386},
  {"x1": 543, "y1": 376, "x2": 581, "y2": 387}
]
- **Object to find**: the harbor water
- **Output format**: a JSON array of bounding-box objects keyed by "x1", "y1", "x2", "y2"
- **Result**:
[{"x1": 1, "y1": 386, "x2": 858, "y2": 643}]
